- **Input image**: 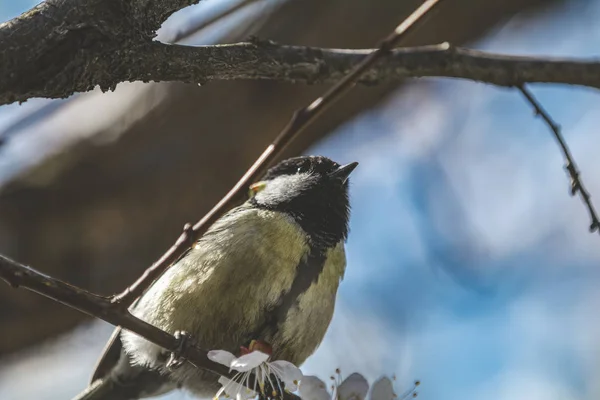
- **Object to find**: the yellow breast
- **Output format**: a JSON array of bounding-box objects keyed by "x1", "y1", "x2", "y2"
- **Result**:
[{"x1": 124, "y1": 204, "x2": 345, "y2": 367}]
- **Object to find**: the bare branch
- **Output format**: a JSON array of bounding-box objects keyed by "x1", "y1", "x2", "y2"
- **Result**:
[
  {"x1": 0, "y1": 253, "x2": 300, "y2": 400},
  {"x1": 5, "y1": 33, "x2": 600, "y2": 106},
  {"x1": 0, "y1": 0, "x2": 204, "y2": 106},
  {"x1": 518, "y1": 85, "x2": 600, "y2": 234},
  {"x1": 113, "y1": 0, "x2": 443, "y2": 306},
  {"x1": 2, "y1": 0, "x2": 600, "y2": 106},
  {"x1": 0, "y1": 253, "x2": 215, "y2": 370}
]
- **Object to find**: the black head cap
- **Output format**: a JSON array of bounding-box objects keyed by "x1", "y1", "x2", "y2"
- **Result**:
[{"x1": 250, "y1": 156, "x2": 358, "y2": 250}]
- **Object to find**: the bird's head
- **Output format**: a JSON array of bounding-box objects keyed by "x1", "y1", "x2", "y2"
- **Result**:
[{"x1": 249, "y1": 156, "x2": 358, "y2": 249}]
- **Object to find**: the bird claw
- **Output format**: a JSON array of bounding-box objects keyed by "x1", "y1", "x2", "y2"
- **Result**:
[{"x1": 167, "y1": 330, "x2": 194, "y2": 370}]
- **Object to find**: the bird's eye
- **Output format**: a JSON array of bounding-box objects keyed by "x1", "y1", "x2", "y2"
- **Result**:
[
  {"x1": 296, "y1": 163, "x2": 310, "y2": 173},
  {"x1": 248, "y1": 181, "x2": 266, "y2": 198}
]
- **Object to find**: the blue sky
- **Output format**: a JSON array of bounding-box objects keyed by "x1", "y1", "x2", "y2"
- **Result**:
[
  {"x1": 2, "y1": 0, "x2": 600, "y2": 399},
  {"x1": 0, "y1": 1, "x2": 38, "y2": 20}
]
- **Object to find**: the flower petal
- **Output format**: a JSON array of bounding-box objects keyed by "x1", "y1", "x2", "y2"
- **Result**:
[
  {"x1": 270, "y1": 360, "x2": 304, "y2": 391},
  {"x1": 208, "y1": 350, "x2": 237, "y2": 367},
  {"x1": 230, "y1": 351, "x2": 270, "y2": 372},
  {"x1": 299, "y1": 376, "x2": 331, "y2": 400},
  {"x1": 217, "y1": 376, "x2": 257, "y2": 400},
  {"x1": 369, "y1": 377, "x2": 394, "y2": 400},
  {"x1": 218, "y1": 376, "x2": 231, "y2": 386},
  {"x1": 337, "y1": 373, "x2": 369, "y2": 400}
]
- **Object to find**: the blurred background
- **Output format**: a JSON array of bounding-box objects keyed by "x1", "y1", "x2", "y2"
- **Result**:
[{"x1": 1, "y1": 0, "x2": 599, "y2": 399}]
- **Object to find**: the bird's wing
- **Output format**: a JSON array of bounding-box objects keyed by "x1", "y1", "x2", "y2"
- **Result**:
[
  {"x1": 85, "y1": 326, "x2": 175, "y2": 400},
  {"x1": 91, "y1": 242, "x2": 197, "y2": 382},
  {"x1": 90, "y1": 326, "x2": 124, "y2": 381}
]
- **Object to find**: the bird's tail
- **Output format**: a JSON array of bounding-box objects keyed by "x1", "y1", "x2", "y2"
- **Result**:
[
  {"x1": 71, "y1": 368, "x2": 176, "y2": 400},
  {"x1": 71, "y1": 378, "x2": 138, "y2": 400}
]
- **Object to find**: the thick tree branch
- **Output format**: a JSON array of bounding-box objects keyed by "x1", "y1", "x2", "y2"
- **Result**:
[
  {"x1": 0, "y1": 0, "x2": 204, "y2": 106},
  {"x1": 4, "y1": 33, "x2": 600, "y2": 106},
  {"x1": 142, "y1": 41, "x2": 600, "y2": 87},
  {"x1": 2, "y1": 0, "x2": 600, "y2": 106}
]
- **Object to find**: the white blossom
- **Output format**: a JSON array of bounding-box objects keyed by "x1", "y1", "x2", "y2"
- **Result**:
[
  {"x1": 299, "y1": 371, "x2": 418, "y2": 400},
  {"x1": 208, "y1": 349, "x2": 303, "y2": 400},
  {"x1": 369, "y1": 377, "x2": 394, "y2": 400},
  {"x1": 299, "y1": 372, "x2": 368, "y2": 400}
]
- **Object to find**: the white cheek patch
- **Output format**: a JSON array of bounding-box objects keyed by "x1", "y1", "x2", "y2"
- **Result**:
[{"x1": 254, "y1": 172, "x2": 316, "y2": 206}]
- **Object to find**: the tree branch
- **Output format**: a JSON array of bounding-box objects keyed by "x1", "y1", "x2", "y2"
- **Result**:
[
  {"x1": 0, "y1": 253, "x2": 221, "y2": 372},
  {"x1": 0, "y1": 0, "x2": 204, "y2": 106},
  {"x1": 4, "y1": 33, "x2": 600, "y2": 106},
  {"x1": 518, "y1": 84, "x2": 600, "y2": 234},
  {"x1": 0, "y1": 253, "x2": 299, "y2": 400},
  {"x1": 143, "y1": 41, "x2": 600, "y2": 87},
  {"x1": 2, "y1": 0, "x2": 600, "y2": 106}
]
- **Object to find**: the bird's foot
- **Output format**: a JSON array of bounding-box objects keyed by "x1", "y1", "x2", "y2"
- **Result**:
[
  {"x1": 167, "y1": 330, "x2": 195, "y2": 370},
  {"x1": 240, "y1": 339, "x2": 273, "y2": 356}
]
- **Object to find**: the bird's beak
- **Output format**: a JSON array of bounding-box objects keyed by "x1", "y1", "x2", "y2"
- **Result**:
[{"x1": 330, "y1": 162, "x2": 359, "y2": 183}]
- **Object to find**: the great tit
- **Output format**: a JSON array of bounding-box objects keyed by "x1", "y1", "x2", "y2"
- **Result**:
[{"x1": 72, "y1": 155, "x2": 358, "y2": 400}]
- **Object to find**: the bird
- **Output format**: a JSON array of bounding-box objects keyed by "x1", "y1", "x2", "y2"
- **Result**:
[{"x1": 72, "y1": 155, "x2": 358, "y2": 400}]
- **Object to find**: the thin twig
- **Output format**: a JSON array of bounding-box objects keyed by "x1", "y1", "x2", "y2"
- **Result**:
[
  {"x1": 518, "y1": 84, "x2": 600, "y2": 234},
  {"x1": 112, "y1": 0, "x2": 444, "y2": 307}
]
